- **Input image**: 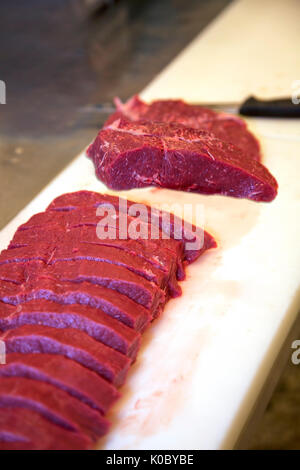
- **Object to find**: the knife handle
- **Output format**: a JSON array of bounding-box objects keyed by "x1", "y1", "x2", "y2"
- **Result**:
[{"x1": 239, "y1": 96, "x2": 300, "y2": 118}]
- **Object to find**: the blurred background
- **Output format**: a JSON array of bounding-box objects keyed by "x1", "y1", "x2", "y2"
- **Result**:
[
  {"x1": 0, "y1": 0, "x2": 231, "y2": 226},
  {"x1": 0, "y1": 0, "x2": 299, "y2": 449}
]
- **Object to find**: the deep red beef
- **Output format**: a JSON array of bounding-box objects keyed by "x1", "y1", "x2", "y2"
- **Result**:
[
  {"x1": 16, "y1": 205, "x2": 183, "y2": 256},
  {"x1": 0, "y1": 354, "x2": 120, "y2": 413},
  {"x1": 0, "y1": 258, "x2": 165, "y2": 310},
  {"x1": 0, "y1": 407, "x2": 91, "y2": 450},
  {"x1": 7, "y1": 206, "x2": 186, "y2": 288},
  {"x1": 0, "y1": 276, "x2": 151, "y2": 330},
  {"x1": 46, "y1": 191, "x2": 216, "y2": 265},
  {"x1": 3, "y1": 240, "x2": 173, "y2": 292},
  {"x1": 0, "y1": 378, "x2": 109, "y2": 441},
  {"x1": 110, "y1": 95, "x2": 215, "y2": 124},
  {"x1": 87, "y1": 118, "x2": 277, "y2": 201},
  {"x1": 11, "y1": 220, "x2": 179, "y2": 275},
  {"x1": 8, "y1": 232, "x2": 184, "y2": 297},
  {"x1": 0, "y1": 300, "x2": 140, "y2": 358},
  {"x1": 0, "y1": 190, "x2": 217, "y2": 449},
  {"x1": 1, "y1": 325, "x2": 130, "y2": 386},
  {"x1": 198, "y1": 117, "x2": 260, "y2": 161},
  {"x1": 112, "y1": 95, "x2": 261, "y2": 161},
  {"x1": 46, "y1": 260, "x2": 165, "y2": 310},
  {"x1": 8, "y1": 228, "x2": 181, "y2": 296}
]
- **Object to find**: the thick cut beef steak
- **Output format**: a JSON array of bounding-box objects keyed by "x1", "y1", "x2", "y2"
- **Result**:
[
  {"x1": 0, "y1": 191, "x2": 216, "y2": 449},
  {"x1": 87, "y1": 118, "x2": 277, "y2": 201},
  {"x1": 112, "y1": 95, "x2": 261, "y2": 161}
]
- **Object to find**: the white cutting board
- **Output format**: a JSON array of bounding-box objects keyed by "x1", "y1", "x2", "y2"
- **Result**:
[{"x1": 1, "y1": 0, "x2": 300, "y2": 449}]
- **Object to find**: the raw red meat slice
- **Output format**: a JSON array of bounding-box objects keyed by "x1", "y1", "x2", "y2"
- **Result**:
[
  {"x1": 2, "y1": 241, "x2": 172, "y2": 291},
  {"x1": 0, "y1": 407, "x2": 91, "y2": 450},
  {"x1": 198, "y1": 116, "x2": 261, "y2": 161},
  {"x1": 0, "y1": 262, "x2": 27, "y2": 285},
  {"x1": 87, "y1": 117, "x2": 277, "y2": 201},
  {"x1": 9, "y1": 223, "x2": 181, "y2": 292},
  {"x1": 0, "y1": 377, "x2": 109, "y2": 441},
  {"x1": 46, "y1": 260, "x2": 165, "y2": 310},
  {"x1": 13, "y1": 203, "x2": 198, "y2": 275},
  {"x1": 1, "y1": 324, "x2": 131, "y2": 386},
  {"x1": 113, "y1": 95, "x2": 261, "y2": 161},
  {"x1": 0, "y1": 277, "x2": 151, "y2": 330},
  {"x1": 82, "y1": 240, "x2": 181, "y2": 291},
  {"x1": 0, "y1": 353, "x2": 119, "y2": 413},
  {"x1": 0, "y1": 300, "x2": 140, "y2": 358},
  {"x1": 11, "y1": 219, "x2": 178, "y2": 274},
  {"x1": 114, "y1": 95, "x2": 215, "y2": 123},
  {"x1": 47, "y1": 190, "x2": 216, "y2": 265},
  {"x1": 0, "y1": 280, "x2": 19, "y2": 299},
  {"x1": 0, "y1": 258, "x2": 165, "y2": 310},
  {"x1": 16, "y1": 205, "x2": 184, "y2": 257}
]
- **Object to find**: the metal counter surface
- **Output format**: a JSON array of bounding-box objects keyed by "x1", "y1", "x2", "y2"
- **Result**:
[{"x1": 0, "y1": 0, "x2": 230, "y2": 228}]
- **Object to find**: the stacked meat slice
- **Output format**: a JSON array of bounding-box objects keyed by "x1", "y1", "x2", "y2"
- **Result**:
[{"x1": 0, "y1": 190, "x2": 216, "y2": 450}]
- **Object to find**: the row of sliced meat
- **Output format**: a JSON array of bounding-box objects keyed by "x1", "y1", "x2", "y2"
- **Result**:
[{"x1": 0, "y1": 191, "x2": 216, "y2": 449}]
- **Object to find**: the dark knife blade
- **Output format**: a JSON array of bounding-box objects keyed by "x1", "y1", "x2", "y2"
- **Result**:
[{"x1": 238, "y1": 96, "x2": 300, "y2": 118}]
